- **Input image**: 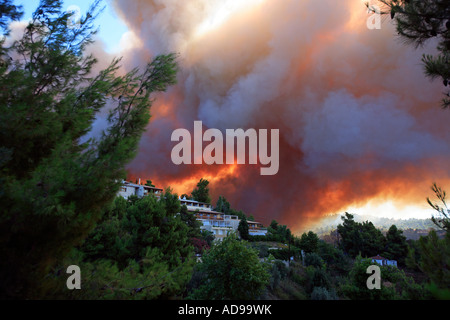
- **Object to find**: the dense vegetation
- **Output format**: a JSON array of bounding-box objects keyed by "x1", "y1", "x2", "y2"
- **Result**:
[
  {"x1": 0, "y1": 0, "x2": 179, "y2": 299},
  {"x1": 242, "y1": 212, "x2": 449, "y2": 300},
  {"x1": 48, "y1": 190, "x2": 450, "y2": 300}
]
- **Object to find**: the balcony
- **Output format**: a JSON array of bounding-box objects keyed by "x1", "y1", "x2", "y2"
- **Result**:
[
  {"x1": 196, "y1": 214, "x2": 224, "y2": 221},
  {"x1": 249, "y1": 225, "x2": 267, "y2": 231},
  {"x1": 211, "y1": 222, "x2": 232, "y2": 229}
]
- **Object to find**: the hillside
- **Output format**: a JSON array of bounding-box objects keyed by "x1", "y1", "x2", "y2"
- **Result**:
[{"x1": 311, "y1": 214, "x2": 443, "y2": 240}]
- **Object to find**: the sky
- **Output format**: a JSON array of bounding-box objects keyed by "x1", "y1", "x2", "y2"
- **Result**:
[
  {"x1": 13, "y1": 0, "x2": 450, "y2": 233},
  {"x1": 16, "y1": 0, "x2": 128, "y2": 53}
]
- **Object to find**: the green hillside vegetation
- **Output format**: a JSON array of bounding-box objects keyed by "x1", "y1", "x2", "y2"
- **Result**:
[
  {"x1": 29, "y1": 179, "x2": 449, "y2": 300},
  {"x1": 312, "y1": 214, "x2": 442, "y2": 240}
]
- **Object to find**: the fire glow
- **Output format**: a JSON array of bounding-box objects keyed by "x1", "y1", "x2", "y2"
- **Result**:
[
  {"x1": 171, "y1": 121, "x2": 280, "y2": 176},
  {"x1": 194, "y1": 0, "x2": 266, "y2": 39}
]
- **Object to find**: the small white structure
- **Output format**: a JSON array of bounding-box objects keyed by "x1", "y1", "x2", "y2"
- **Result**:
[
  {"x1": 180, "y1": 197, "x2": 239, "y2": 240},
  {"x1": 248, "y1": 221, "x2": 268, "y2": 236},
  {"x1": 369, "y1": 255, "x2": 398, "y2": 267}
]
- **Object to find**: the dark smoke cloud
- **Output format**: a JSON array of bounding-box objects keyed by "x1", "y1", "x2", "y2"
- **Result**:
[{"x1": 111, "y1": 0, "x2": 450, "y2": 232}]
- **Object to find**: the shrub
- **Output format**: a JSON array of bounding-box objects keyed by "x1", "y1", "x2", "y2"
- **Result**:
[{"x1": 311, "y1": 287, "x2": 338, "y2": 300}]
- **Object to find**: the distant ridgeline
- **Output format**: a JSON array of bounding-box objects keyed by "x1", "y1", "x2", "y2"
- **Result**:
[{"x1": 313, "y1": 214, "x2": 445, "y2": 240}]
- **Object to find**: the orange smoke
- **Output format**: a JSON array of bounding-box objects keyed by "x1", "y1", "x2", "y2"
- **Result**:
[{"x1": 112, "y1": 0, "x2": 450, "y2": 233}]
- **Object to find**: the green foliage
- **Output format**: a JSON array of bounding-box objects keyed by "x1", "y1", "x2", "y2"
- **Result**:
[
  {"x1": 418, "y1": 230, "x2": 450, "y2": 290},
  {"x1": 57, "y1": 192, "x2": 195, "y2": 299},
  {"x1": 180, "y1": 205, "x2": 202, "y2": 239},
  {"x1": 317, "y1": 240, "x2": 351, "y2": 275},
  {"x1": 191, "y1": 178, "x2": 211, "y2": 204},
  {"x1": 337, "y1": 213, "x2": 386, "y2": 258},
  {"x1": 425, "y1": 282, "x2": 450, "y2": 300},
  {"x1": 340, "y1": 257, "x2": 395, "y2": 300},
  {"x1": 262, "y1": 262, "x2": 307, "y2": 300},
  {"x1": 249, "y1": 243, "x2": 270, "y2": 258},
  {"x1": 298, "y1": 231, "x2": 319, "y2": 253},
  {"x1": 405, "y1": 239, "x2": 421, "y2": 271},
  {"x1": 200, "y1": 229, "x2": 215, "y2": 247},
  {"x1": 188, "y1": 234, "x2": 270, "y2": 300},
  {"x1": 0, "y1": 0, "x2": 178, "y2": 299},
  {"x1": 180, "y1": 193, "x2": 191, "y2": 200},
  {"x1": 145, "y1": 180, "x2": 155, "y2": 187},
  {"x1": 270, "y1": 220, "x2": 279, "y2": 230},
  {"x1": 215, "y1": 195, "x2": 231, "y2": 214},
  {"x1": 304, "y1": 253, "x2": 325, "y2": 269},
  {"x1": 267, "y1": 220, "x2": 292, "y2": 243},
  {"x1": 303, "y1": 265, "x2": 332, "y2": 295},
  {"x1": 49, "y1": 246, "x2": 194, "y2": 300},
  {"x1": 340, "y1": 256, "x2": 426, "y2": 300},
  {"x1": 267, "y1": 260, "x2": 288, "y2": 291},
  {"x1": 311, "y1": 286, "x2": 338, "y2": 301},
  {"x1": 0, "y1": 0, "x2": 23, "y2": 33},
  {"x1": 268, "y1": 248, "x2": 295, "y2": 261},
  {"x1": 238, "y1": 214, "x2": 250, "y2": 240},
  {"x1": 427, "y1": 183, "x2": 450, "y2": 231},
  {"x1": 384, "y1": 225, "x2": 408, "y2": 266}
]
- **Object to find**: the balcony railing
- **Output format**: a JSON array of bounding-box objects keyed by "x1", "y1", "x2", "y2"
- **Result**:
[
  {"x1": 249, "y1": 226, "x2": 267, "y2": 230},
  {"x1": 196, "y1": 214, "x2": 224, "y2": 221},
  {"x1": 212, "y1": 223, "x2": 232, "y2": 229}
]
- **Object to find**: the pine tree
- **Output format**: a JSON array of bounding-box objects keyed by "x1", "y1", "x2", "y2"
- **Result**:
[
  {"x1": 427, "y1": 183, "x2": 450, "y2": 231},
  {"x1": 0, "y1": 0, "x2": 178, "y2": 298},
  {"x1": 369, "y1": 0, "x2": 450, "y2": 108},
  {"x1": 215, "y1": 195, "x2": 231, "y2": 214},
  {"x1": 145, "y1": 180, "x2": 155, "y2": 187},
  {"x1": 68, "y1": 190, "x2": 194, "y2": 299},
  {"x1": 180, "y1": 204, "x2": 202, "y2": 239},
  {"x1": 191, "y1": 178, "x2": 211, "y2": 203},
  {"x1": 299, "y1": 231, "x2": 320, "y2": 254},
  {"x1": 238, "y1": 215, "x2": 249, "y2": 240},
  {"x1": 337, "y1": 213, "x2": 386, "y2": 258},
  {"x1": 0, "y1": 0, "x2": 23, "y2": 33},
  {"x1": 418, "y1": 231, "x2": 450, "y2": 291},
  {"x1": 384, "y1": 225, "x2": 408, "y2": 265}
]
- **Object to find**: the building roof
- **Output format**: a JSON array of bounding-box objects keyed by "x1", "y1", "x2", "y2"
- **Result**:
[
  {"x1": 123, "y1": 181, "x2": 163, "y2": 192},
  {"x1": 369, "y1": 255, "x2": 388, "y2": 260},
  {"x1": 179, "y1": 197, "x2": 212, "y2": 206},
  {"x1": 189, "y1": 209, "x2": 224, "y2": 215}
]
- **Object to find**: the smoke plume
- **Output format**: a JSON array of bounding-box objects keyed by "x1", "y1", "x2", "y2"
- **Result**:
[{"x1": 109, "y1": 0, "x2": 450, "y2": 232}]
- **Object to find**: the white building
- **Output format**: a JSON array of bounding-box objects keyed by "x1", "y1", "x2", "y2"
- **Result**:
[
  {"x1": 118, "y1": 180, "x2": 163, "y2": 200},
  {"x1": 180, "y1": 197, "x2": 267, "y2": 240},
  {"x1": 369, "y1": 255, "x2": 398, "y2": 267},
  {"x1": 248, "y1": 221, "x2": 268, "y2": 236},
  {"x1": 117, "y1": 181, "x2": 268, "y2": 240}
]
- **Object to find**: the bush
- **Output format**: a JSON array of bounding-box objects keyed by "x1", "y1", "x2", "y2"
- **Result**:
[
  {"x1": 268, "y1": 248, "x2": 301, "y2": 261},
  {"x1": 311, "y1": 287, "x2": 338, "y2": 300},
  {"x1": 248, "y1": 243, "x2": 270, "y2": 258},
  {"x1": 304, "y1": 253, "x2": 324, "y2": 269},
  {"x1": 188, "y1": 234, "x2": 270, "y2": 300}
]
